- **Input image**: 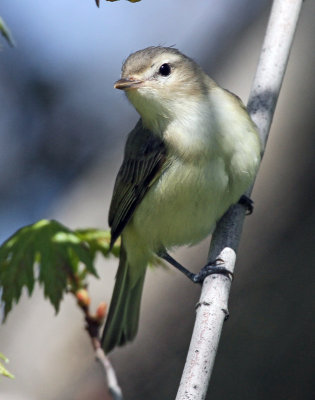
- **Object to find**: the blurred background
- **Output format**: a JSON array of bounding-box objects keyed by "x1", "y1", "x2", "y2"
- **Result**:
[{"x1": 0, "y1": 0, "x2": 314, "y2": 399}]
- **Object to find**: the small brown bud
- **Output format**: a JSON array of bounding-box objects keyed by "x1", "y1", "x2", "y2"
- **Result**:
[
  {"x1": 76, "y1": 289, "x2": 91, "y2": 307},
  {"x1": 96, "y1": 302, "x2": 107, "y2": 320}
]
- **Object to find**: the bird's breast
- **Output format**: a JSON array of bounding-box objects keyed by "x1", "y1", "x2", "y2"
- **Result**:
[{"x1": 129, "y1": 155, "x2": 233, "y2": 250}]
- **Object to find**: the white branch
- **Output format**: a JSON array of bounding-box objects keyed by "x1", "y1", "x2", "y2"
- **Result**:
[
  {"x1": 95, "y1": 347, "x2": 123, "y2": 400},
  {"x1": 248, "y1": 0, "x2": 303, "y2": 149},
  {"x1": 175, "y1": 1, "x2": 303, "y2": 399}
]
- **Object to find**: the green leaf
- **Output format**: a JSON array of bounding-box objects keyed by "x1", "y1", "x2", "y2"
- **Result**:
[
  {"x1": 0, "y1": 352, "x2": 14, "y2": 379},
  {"x1": 0, "y1": 17, "x2": 16, "y2": 47},
  {"x1": 0, "y1": 220, "x2": 97, "y2": 319},
  {"x1": 75, "y1": 228, "x2": 120, "y2": 259}
]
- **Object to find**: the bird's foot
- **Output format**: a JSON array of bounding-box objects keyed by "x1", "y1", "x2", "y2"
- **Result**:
[
  {"x1": 157, "y1": 250, "x2": 233, "y2": 285},
  {"x1": 192, "y1": 258, "x2": 234, "y2": 284}
]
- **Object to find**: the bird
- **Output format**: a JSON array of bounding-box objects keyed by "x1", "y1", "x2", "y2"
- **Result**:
[{"x1": 101, "y1": 46, "x2": 261, "y2": 353}]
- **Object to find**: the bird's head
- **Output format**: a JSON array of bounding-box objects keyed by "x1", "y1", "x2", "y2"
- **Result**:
[{"x1": 114, "y1": 46, "x2": 210, "y2": 132}]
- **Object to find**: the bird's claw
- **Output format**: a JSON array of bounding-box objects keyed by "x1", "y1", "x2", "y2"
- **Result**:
[{"x1": 193, "y1": 258, "x2": 233, "y2": 284}]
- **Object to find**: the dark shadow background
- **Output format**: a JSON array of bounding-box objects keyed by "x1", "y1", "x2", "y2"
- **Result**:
[{"x1": 0, "y1": 1, "x2": 314, "y2": 399}]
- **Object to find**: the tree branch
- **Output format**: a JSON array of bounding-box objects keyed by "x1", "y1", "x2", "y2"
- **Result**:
[
  {"x1": 175, "y1": 1, "x2": 303, "y2": 399},
  {"x1": 95, "y1": 345, "x2": 123, "y2": 400},
  {"x1": 74, "y1": 290, "x2": 124, "y2": 400}
]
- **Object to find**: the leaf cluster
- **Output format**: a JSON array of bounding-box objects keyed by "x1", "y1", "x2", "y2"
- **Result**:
[{"x1": 0, "y1": 220, "x2": 119, "y2": 320}]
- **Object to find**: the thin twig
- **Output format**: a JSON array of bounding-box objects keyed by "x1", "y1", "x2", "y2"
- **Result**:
[
  {"x1": 95, "y1": 346, "x2": 123, "y2": 400},
  {"x1": 74, "y1": 291, "x2": 124, "y2": 400},
  {"x1": 175, "y1": 1, "x2": 303, "y2": 399},
  {"x1": 86, "y1": 317, "x2": 124, "y2": 400}
]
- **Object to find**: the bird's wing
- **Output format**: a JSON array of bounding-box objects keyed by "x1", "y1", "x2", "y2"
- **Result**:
[{"x1": 109, "y1": 119, "x2": 167, "y2": 248}]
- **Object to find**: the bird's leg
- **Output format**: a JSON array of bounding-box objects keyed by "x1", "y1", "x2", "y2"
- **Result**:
[
  {"x1": 157, "y1": 250, "x2": 196, "y2": 282},
  {"x1": 157, "y1": 250, "x2": 233, "y2": 284},
  {"x1": 238, "y1": 194, "x2": 254, "y2": 215}
]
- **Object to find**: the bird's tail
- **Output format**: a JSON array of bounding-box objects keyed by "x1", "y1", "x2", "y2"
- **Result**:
[{"x1": 101, "y1": 243, "x2": 146, "y2": 354}]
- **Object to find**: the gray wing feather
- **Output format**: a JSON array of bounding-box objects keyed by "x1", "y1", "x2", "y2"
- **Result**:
[{"x1": 109, "y1": 119, "x2": 167, "y2": 248}]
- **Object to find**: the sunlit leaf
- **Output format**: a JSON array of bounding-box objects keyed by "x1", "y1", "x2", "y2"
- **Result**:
[
  {"x1": 75, "y1": 228, "x2": 120, "y2": 259},
  {"x1": 0, "y1": 353, "x2": 14, "y2": 379},
  {"x1": 0, "y1": 220, "x2": 97, "y2": 319}
]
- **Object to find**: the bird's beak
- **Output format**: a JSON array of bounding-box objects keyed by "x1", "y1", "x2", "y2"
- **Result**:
[{"x1": 114, "y1": 78, "x2": 143, "y2": 90}]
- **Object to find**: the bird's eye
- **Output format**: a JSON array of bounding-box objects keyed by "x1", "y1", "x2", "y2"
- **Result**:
[{"x1": 159, "y1": 63, "x2": 171, "y2": 76}]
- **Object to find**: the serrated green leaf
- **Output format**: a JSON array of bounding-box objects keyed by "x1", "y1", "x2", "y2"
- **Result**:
[
  {"x1": 0, "y1": 220, "x2": 97, "y2": 319},
  {"x1": 0, "y1": 353, "x2": 14, "y2": 379},
  {"x1": 75, "y1": 228, "x2": 120, "y2": 259}
]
